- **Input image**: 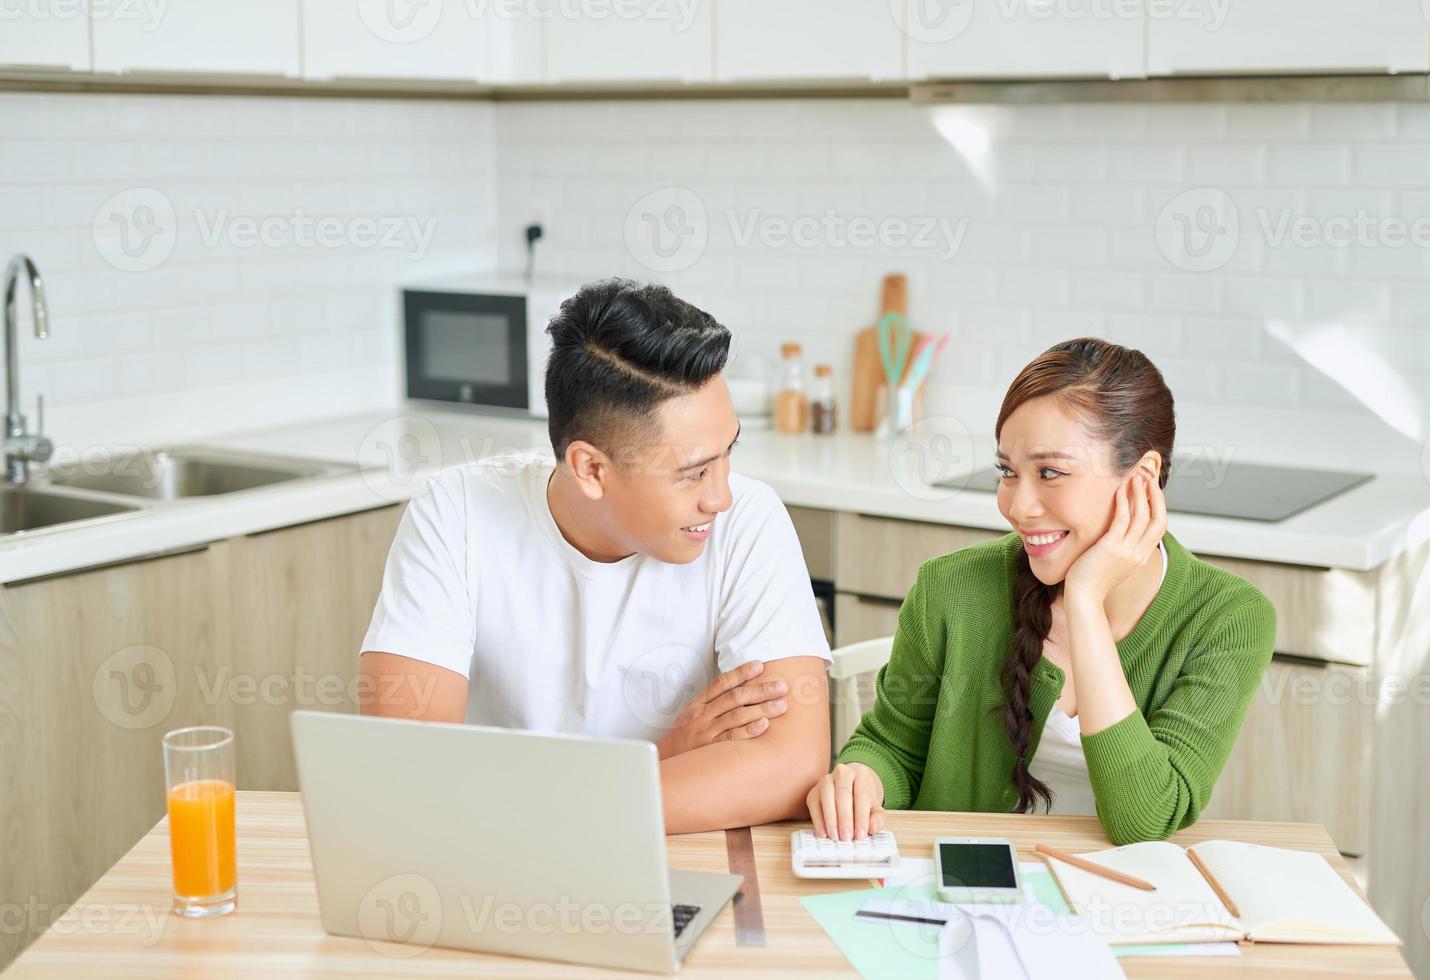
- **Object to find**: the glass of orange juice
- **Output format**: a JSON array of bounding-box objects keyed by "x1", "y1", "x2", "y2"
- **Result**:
[{"x1": 162, "y1": 726, "x2": 237, "y2": 918}]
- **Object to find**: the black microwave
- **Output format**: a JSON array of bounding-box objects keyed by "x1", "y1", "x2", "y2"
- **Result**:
[{"x1": 402, "y1": 274, "x2": 567, "y2": 417}]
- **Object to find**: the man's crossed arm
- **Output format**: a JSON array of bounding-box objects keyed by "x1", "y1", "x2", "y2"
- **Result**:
[{"x1": 358, "y1": 651, "x2": 830, "y2": 835}]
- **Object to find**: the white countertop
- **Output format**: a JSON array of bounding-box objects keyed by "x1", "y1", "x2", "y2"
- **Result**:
[{"x1": 3, "y1": 406, "x2": 1428, "y2": 585}]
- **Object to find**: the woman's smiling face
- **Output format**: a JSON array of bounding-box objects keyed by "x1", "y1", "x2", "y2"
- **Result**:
[{"x1": 995, "y1": 394, "x2": 1150, "y2": 586}]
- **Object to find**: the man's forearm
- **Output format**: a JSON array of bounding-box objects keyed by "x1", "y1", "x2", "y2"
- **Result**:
[{"x1": 659, "y1": 730, "x2": 829, "y2": 835}]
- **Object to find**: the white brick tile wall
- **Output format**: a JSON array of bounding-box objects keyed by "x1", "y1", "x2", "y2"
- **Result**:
[
  {"x1": 1309, "y1": 104, "x2": 1396, "y2": 140},
  {"x1": 0, "y1": 92, "x2": 496, "y2": 449},
  {"x1": 1185, "y1": 145, "x2": 1265, "y2": 183},
  {"x1": 1395, "y1": 103, "x2": 1430, "y2": 139},
  {"x1": 493, "y1": 98, "x2": 1430, "y2": 476},
  {"x1": 1224, "y1": 104, "x2": 1310, "y2": 140},
  {"x1": 5, "y1": 91, "x2": 1428, "y2": 478},
  {"x1": 1267, "y1": 145, "x2": 1350, "y2": 184}
]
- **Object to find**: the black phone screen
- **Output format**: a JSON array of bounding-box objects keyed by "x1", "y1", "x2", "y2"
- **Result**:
[{"x1": 938, "y1": 842, "x2": 1018, "y2": 889}]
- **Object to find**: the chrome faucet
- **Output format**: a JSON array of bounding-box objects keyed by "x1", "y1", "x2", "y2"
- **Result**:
[{"x1": 4, "y1": 254, "x2": 53, "y2": 484}]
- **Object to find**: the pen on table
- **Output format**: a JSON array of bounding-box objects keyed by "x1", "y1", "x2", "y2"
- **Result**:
[
  {"x1": 1034, "y1": 843, "x2": 1157, "y2": 892},
  {"x1": 1187, "y1": 847, "x2": 1241, "y2": 918}
]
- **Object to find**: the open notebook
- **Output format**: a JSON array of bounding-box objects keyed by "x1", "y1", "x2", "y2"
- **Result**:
[{"x1": 1043, "y1": 840, "x2": 1400, "y2": 946}]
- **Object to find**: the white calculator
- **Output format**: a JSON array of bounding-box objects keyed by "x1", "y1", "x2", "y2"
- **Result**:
[{"x1": 790, "y1": 830, "x2": 901, "y2": 879}]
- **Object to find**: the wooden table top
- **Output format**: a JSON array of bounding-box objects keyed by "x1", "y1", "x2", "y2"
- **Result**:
[{"x1": 5, "y1": 791, "x2": 1408, "y2": 978}]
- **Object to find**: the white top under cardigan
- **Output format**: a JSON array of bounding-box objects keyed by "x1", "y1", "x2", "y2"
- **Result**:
[{"x1": 1027, "y1": 541, "x2": 1168, "y2": 817}]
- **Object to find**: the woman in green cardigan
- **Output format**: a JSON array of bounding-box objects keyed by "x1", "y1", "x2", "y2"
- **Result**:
[{"x1": 806, "y1": 337, "x2": 1277, "y2": 846}]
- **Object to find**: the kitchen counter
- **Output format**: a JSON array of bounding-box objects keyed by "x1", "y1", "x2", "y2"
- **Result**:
[{"x1": 3, "y1": 406, "x2": 1428, "y2": 584}]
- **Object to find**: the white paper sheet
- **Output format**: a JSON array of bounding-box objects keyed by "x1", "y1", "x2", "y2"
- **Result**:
[{"x1": 936, "y1": 907, "x2": 1126, "y2": 980}]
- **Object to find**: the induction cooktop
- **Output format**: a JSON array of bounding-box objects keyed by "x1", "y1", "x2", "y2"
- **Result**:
[{"x1": 936, "y1": 460, "x2": 1373, "y2": 523}]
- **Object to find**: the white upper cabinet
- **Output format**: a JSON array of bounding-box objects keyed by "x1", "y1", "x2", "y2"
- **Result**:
[
  {"x1": 715, "y1": 0, "x2": 903, "y2": 81},
  {"x1": 544, "y1": 0, "x2": 712, "y2": 82},
  {"x1": 303, "y1": 0, "x2": 493, "y2": 81},
  {"x1": 902, "y1": 0, "x2": 1146, "y2": 80},
  {"x1": 1147, "y1": 0, "x2": 1430, "y2": 75},
  {"x1": 0, "y1": 11, "x2": 91, "y2": 71},
  {"x1": 92, "y1": 0, "x2": 301, "y2": 76},
  {"x1": 488, "y1": 14, "x2": 546, "y2": 83}
]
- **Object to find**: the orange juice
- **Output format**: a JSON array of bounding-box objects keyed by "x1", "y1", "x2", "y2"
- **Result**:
[{"x1": 167, "y1": 778, "x2": 236, "y2": 898}]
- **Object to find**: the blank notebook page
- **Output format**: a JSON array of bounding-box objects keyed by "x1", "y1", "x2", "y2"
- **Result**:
[
  {"x1": 1191, "y1": 841, "x2": 1399, "y2": 944},
  {"x1": 1047, "y1": 841, "x2": 1240, "y2": 945}
]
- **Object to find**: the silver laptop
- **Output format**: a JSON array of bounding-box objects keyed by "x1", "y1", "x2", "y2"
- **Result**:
[{"x1": 290, "y1": 710, "x2": 743, "y2": 974}]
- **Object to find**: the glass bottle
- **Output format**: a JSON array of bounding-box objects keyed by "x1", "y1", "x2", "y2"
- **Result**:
[
  {"x1": 774, "y1": 343, "x2": 808, "y2": 435},
  {"x1": 810, "y1": 363, "x2": 837, "y2": 435}
]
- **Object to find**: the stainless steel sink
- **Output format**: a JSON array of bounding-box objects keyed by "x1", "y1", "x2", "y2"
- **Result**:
[
  {"x1": 0, "y1": 486, "x2": 139, "y2": 535},
  {"x1": 45, "y1": 447, "x2": 356, "y2": 501}
]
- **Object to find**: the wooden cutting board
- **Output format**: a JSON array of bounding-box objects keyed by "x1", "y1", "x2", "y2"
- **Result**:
[{"x1": 850, "y1": 274, "x2": 922, "y2": 432}]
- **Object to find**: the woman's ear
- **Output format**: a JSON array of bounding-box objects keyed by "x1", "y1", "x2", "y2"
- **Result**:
[{"x1": 1136, "y1": 451, "x2": 1163, "y2": 485}]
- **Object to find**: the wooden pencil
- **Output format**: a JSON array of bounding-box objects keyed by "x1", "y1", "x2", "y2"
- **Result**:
[
  {"x1": 1187, "y1": 847, "x2": 1241, "y2": 918},
  {"x1": 1034, "y1": 843, "x2": 1157, "y2": 892}
]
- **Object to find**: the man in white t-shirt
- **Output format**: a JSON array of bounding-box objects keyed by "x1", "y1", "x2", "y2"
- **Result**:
[{"x1": 359, "y1": 278, "x2": 832, "y2": 834}]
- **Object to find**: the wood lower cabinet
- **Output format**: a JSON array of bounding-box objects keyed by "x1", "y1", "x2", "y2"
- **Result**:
[
  {"x1": 834, "y1": 512, "x2": 1003, "y2": 601},
  {"x1": 830, "y1": 593, "x2": 901, "y2": 753},
  {"x1": 0, "y1": 503, "x2": 403, "y2": 971},
  {"x1": 1201, "y1": 657, "x2": 1370, "y2": 855},
  {"x1": 786, "y1": 506, "x2": 836, "y2": 582},
  {"x1": 833, "y1": 591, "x2": 902, "y2": 649},
  {"x1": 0, "y1": 541, "x2": 233, "y2": 968},
  {"x1": 226, "y1": 506, "x2": 405, "y2": 792},
  {"x1": 1196, "y1": 553, "x2": 1375, "y2": 666}
]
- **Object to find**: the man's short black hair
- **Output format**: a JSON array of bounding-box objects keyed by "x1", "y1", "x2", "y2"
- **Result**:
[{"x1": 544, "y1": 278, "x2": 731, "y2": 463}]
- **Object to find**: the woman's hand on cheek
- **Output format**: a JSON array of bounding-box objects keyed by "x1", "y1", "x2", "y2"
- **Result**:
[{"x1": 1063, "y1": 470, "x2": 1167, "y2": 604}]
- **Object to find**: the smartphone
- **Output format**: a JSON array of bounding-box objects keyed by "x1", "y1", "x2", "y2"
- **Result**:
[{"x1": 933, "y1": 837, "x2": 1023, "y2": 904}]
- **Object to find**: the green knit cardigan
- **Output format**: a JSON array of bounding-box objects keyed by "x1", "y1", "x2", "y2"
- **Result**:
[{"x1": 837, "y1": 530, "x2": 1277, "y2": 844}]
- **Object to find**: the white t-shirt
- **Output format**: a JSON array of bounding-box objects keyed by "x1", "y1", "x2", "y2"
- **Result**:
[
  {"x1": 360, "y1": 451, "x2": 832, "y2": 741},
  {"x1": 1029, "y1": 540, "x2": 1168, "y2": 816}
]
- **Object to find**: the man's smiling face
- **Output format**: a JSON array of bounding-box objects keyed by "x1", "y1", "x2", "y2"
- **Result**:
[{"x1": 601, "y1": 374, "x2": 740, "y2": 565}]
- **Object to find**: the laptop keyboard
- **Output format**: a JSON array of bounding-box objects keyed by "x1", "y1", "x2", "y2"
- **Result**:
[{"x1": 671, "y1": 903, "x2": 701, "y2": 939}]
